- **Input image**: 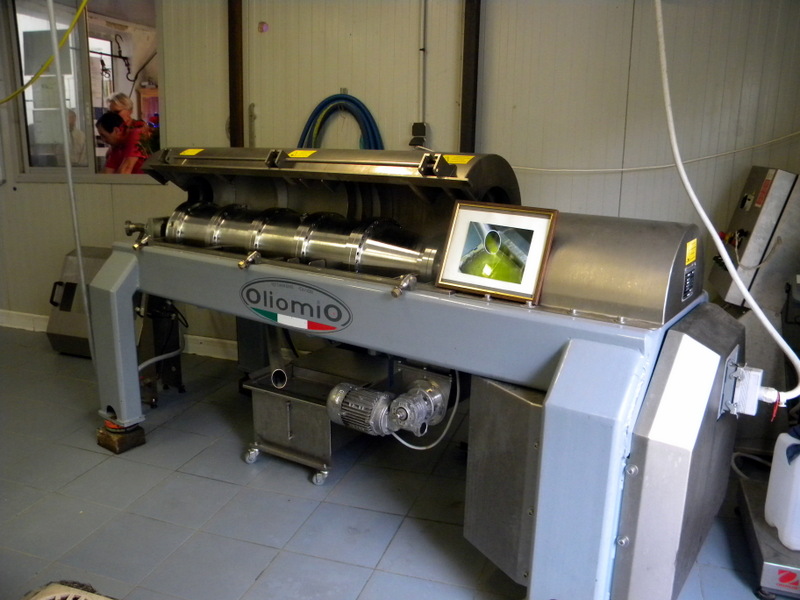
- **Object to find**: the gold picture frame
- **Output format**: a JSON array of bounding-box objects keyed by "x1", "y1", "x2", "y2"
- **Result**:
[{"x1": 436, "y1": 201, "x2": 558, "y2": 303}]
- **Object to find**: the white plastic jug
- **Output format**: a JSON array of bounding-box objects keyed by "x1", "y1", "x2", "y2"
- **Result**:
[{"x1": 765, "y1": 432, "x2": 800, "y2": 551}]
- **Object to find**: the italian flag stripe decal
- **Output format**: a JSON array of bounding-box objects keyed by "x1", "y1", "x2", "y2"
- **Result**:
[{"x1": 251, "y1": 308, "x2": 337, "y2": 331}]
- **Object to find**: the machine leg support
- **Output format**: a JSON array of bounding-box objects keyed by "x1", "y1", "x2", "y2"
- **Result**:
[{"x1": 96, "y1": 422, "x2": 146, "y2": 454}]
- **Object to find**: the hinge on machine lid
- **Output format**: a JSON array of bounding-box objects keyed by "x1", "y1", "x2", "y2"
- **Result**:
[
  {"x1": 265, "y1": 149, "x2": 288, "y2": 168},
  {"x1": 417, "y1": 153, "x2": 456, "y2": 177}
]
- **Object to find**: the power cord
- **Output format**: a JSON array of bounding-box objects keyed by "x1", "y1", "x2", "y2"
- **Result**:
[
  {"x1": 391, "y1": 371, "x2": 462, "y2": 451},
  {"x1": 654, "y1": 0, "x2": 800, "y2": 404}
]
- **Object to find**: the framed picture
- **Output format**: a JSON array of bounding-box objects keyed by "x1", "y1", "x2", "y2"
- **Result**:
[{"x1": 436, "y1": 201, "x2": 558, "y2": 303}]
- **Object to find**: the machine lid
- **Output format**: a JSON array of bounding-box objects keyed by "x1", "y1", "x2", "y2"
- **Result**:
[{"x1": 144, "y1": 147, "x2": 521, "y2": 206}]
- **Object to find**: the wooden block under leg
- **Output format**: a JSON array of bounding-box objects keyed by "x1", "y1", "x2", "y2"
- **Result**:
[{"x1": 96, "y1": 425, "x2": 146, "y2": 453}]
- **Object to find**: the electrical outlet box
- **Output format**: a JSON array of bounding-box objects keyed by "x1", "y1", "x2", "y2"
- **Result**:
[
  {"x1": 732, "y1": 365, "x2": 764, "y2": 416},
  {"x1": 409, "y1": 121, "x2": 428, "y2": 147}
]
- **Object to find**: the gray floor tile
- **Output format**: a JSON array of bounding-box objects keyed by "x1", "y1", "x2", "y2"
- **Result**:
[
  {"x1": 697, "y1": 564, "x2": 760, "y2": 600},
  {"x1": 247, "y1": 453, "x2": 341, "y2": 501},
  {"x1": 179, "y1": 437, "x2": 267, "y2": 485},
  {"x1": 408, "y1": 475, "x2": 466, "y2": 525},
  {"x1": 141, "y1": 531, "x2": 278, "y2": 600},
  {"x1": 476, "y1": 563, "x2": 527, "y2": 599},
  {"x1": 0, "y1": 478, "x2": 46, "y2": 523},
  {"x1": 378, "y1": 518, "x2": 487, "y2": 588},
  {"x1": 0, "y1": 548, "x2": 49, "y2": 600},
  {"x1": 357, "y1": 435, "x2": 447, "y2": 474},
  {"x1": 432, "y1": 440, "x2": 469, "y2": 480},
  {"x1": 358, "y1": 571, "x2": 474, "y2": 600},
  {"x1": 0, "y1": 493, "x2": 118, "y2": 560},
  {"x1": 119, "y1": 425, "x2": 215, "y2": 470},
  {"x1": 326, "y1": 465, "x2": 428, "y2": 515},
  {"x1": 34, "y1": 372, "x2": 100, "y2": 409},
  {"x1": 676, "y1": 564, "x2": 703, "y2": 600},
  {"x1": 59, "y1": 456, "x2": 171, "y2": 508},
  {"x1": 124, "y1": 588, "x2": 187, "y2": 600},
  {"x1": 243, "y1": 551, "x2": 372, "y2": 600},
  {"x1": 59, "y1": 424, "x2": 117, "y2": 454},
  {"x1": 129, "y1": 472, "x2": 240, "y2": 528},
  {"x1": 165, "y1": 395, "x2": 252, "y2": 441},
  {"x1": 0, "y1": 396, "x2": 93, "y2": 443},
  {"x1": 202, "y1": 487, "x2": 319, "y2": 547},
  {"x1": 285, "y1": 503, "x2": 403, "y2": 568},
  {"x1": 60, "y1": 512, "x2": 193, "y2": 584},
  {"x1": 0, "y1": 442, "x2": 107, "y2": 491},
  {"x1": 697, "y1": 517, "x2": 755, "y2": 574},
  {"x1": 0, "y1": 327, "x2": 764, "y2": 600},
  {"x1": 137, "y1": 394, "x2": 205, "y2": 431}
]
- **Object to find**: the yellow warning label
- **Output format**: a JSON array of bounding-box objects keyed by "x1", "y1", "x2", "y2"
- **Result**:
[
  {"x1": 179, "y1": 148, "x2": 205, "y2": 156},
  {"x1": 443, "y1": 154, "x2": 474, "y2": 164},
  {"x1": 686, "y1": 238, "x2": 697, "y2": 265},
  {"x1": 288, "y1": 150, "x2": 318, "y2": 158}
]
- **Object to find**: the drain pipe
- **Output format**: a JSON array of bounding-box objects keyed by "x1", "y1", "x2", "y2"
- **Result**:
[
  {"x1": 228, "y1": 0, "x2": 244, "y2": 147},
  {"x1": 459, "y1": 0, "x2": 481, "y2": 153}
]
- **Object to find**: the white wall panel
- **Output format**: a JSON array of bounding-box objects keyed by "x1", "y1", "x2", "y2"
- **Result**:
[
  {"x1": 159, "y1": 0, "x2": 230, "y2": 147},
  {"x1": 621, "y1": 0, "x2": 800, "y2": 234},
  {"x1": 479, "y1": 0, "x2": 634, "y2": 216},
  {"x1": 0, "y1": 180, "x2": 185, "y2": 317},
  {"x1": 478, "y1": 0, "x2": 800, "y2": 230},
  {"x1": 242, "y1": 0, "x2": 460, "y2": 150}
]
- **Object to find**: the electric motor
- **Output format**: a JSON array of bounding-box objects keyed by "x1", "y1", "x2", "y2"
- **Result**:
[
  {"x1": 327, "y1": 383, "x2": 396, "y2": 436},
  {"x1": 327, "y1": 379, "x2": 447, "y2": 437}
]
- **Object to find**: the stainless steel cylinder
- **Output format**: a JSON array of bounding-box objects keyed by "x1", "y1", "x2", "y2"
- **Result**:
[{"x1": 164, "y1": 203, "x2": 441, "y2": 281}]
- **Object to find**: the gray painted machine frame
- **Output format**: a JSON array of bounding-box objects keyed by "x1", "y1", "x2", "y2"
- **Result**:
[
  {"x1": 92, "y1": 240, "x2": 702, "y2": 600},
  {"x1": 88, "y1": 146, "x2": 739, "y2": 600}
]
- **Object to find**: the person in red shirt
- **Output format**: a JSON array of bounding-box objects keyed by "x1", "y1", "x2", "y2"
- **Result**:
[{"x1": 95, "y1": 111, "x2": 147, "y2": 174}]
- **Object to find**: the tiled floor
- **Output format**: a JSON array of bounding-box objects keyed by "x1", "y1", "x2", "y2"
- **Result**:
[{"x1": 0, "y1": 326, "x2": 781, "y2": 600}]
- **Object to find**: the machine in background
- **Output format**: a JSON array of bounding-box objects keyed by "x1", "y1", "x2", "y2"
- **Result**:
[
  {"x1": 90, "y1": 147, "x2": 748, "y2": 600},
  {"x1": 710, "y1": 166, "x2": 800, "y2": 600},
  {"x1": 47, "y1": 246, "x2": 111, "y2": 357}
]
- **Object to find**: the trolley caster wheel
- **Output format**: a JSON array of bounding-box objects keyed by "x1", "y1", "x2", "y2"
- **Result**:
[
  {"x1": 243, "y1": 448, "x2": 259, "y2": 464},
  {"x1": 311, "y1": 470, "x2": 328, "y2": 485},
  {"x1": 755, "y1": 587, "x2": 776, "y2": 600}
]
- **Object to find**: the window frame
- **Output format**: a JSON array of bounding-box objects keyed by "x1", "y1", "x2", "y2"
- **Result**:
[{"x1": 2, "y1": 0, "x2": 160, "y2": 184}]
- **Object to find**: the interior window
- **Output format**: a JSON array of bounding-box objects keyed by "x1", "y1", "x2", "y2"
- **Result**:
[
  {"x1": 14, "y1": 1, "x2": 85, "y2": 168},
  {"x1": 11, "y1": 0, "x2": 158, "y2": 175}
]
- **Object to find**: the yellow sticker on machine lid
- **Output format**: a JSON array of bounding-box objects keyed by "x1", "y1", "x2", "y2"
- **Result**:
[
  {"x1": 179, "y1": 148, "x2": 205, "y2": 156},
  {"x1": 443, "y1": 154, "x2": 474, "y2": 164},
  {"x1": 686, "y1": 238, "x2": 698, "y2": 265},
  {"x1": 288, "y1": 150, "x2": 318, "y2": 158}
]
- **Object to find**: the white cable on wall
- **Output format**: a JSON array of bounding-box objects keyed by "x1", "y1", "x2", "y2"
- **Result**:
[
  {"x1": 653, "y1": 0, "x2": 800, "y2": 403},
  {"x1": 511, "y1": 129, "x2": 800, "y2": 174}
]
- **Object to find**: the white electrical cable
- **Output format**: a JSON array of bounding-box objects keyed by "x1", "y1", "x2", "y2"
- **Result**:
[
  {"x1": 654, "y1": 0, "x2": 800, "y2": 402},
  {"x1": 391, "y1": 372, "x2": 461, "y2": 451},
  {"x1": 138, "y1": 338, "x2": 185, "y2": 372},
  {"x1": 46, "y1": 0, "x2": 94, "y2": 359}
]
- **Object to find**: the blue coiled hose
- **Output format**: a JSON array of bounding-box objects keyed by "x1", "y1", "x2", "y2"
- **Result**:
[{"x1": 297, "y1": 94, "x2": 384, "y2": 150}]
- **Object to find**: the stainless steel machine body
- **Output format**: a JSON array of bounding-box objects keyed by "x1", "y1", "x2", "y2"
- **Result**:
[{"x1": 89, "y1": 147, "x2": 743, "y2": 600}]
